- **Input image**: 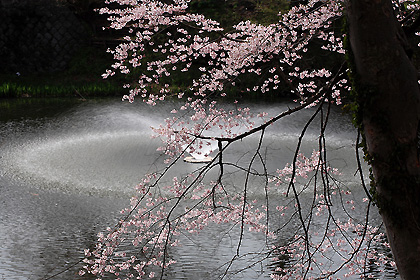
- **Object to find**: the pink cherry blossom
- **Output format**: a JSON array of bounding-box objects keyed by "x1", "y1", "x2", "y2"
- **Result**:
[{"x1": 78, "y1": 0, "x2": 418, "y2": 279}]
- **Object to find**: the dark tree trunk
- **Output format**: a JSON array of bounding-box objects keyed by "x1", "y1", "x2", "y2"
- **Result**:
[{"x1": 346, "y1": 0, "x2": 420, "y2": 279}]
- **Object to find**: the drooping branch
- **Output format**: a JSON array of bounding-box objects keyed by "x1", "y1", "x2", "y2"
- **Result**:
[
  {"x1": 75, "y1": 1, "x2": 418, "y2": 279},
  {"x1": 190, "y1": 62, "x2": 347, "y2": 145}
]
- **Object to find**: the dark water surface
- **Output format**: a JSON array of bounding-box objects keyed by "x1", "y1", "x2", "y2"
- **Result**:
[{"x1": 0, "y1": 98, "x2": 400, "y2": 279}]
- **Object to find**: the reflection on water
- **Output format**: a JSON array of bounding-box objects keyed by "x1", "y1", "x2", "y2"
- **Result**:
[
  {"x1": 0, "y1": 180, "x2": 126, "y2": 279},
  {"x1": 0, "y1": 98, "x2": 399, "y2": 279}
]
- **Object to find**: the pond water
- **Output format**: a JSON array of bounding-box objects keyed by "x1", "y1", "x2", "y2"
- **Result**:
[{"x1": 0, "y1": 98, "x2": 400, "y2": 279}]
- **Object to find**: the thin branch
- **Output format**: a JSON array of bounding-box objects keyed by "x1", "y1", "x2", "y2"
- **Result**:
[{"x1": 237, "y1": 129, "x2": 266, "y2": 256}]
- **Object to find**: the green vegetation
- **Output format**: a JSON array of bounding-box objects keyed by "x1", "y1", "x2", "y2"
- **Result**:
[
  {"x1": 0, "y1": 0, "x2": 291, "y2": 99},
  {"x1": 0, "y1": 81, "x2": 121, "y2": 98},
  {"x1": 0, "y1": 46, "x2": 125, "y2": 98}
]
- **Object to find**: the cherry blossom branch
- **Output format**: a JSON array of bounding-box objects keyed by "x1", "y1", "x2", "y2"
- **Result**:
[
  {"x1": 78, "y1": 1, "x2": 405, "y2": 279},
  {"x1": 237, "y1": 129, "x2": 266, "y2": 256},
  {"x1": 189, "y1": 62, "x2": 347, "y2": 145},
  {"x1": 315, "y1": 200, "x2": 373, "y2": 280}
]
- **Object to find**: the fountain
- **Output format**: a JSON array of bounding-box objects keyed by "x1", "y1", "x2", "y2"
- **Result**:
[{"x1": 0, "y1": 98, "x2": 398, "y2": 279}]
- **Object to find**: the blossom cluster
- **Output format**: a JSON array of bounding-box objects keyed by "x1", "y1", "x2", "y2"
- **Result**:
[
  {"x1": 78, "y1": 0, "x2": 420, "y2": 279},
  {"x1": 80, "y1": 173, "x2": 273, "y2": 278},
  {"x1": 100, "y1": 0, "x2": 345, "y2": 107}
]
